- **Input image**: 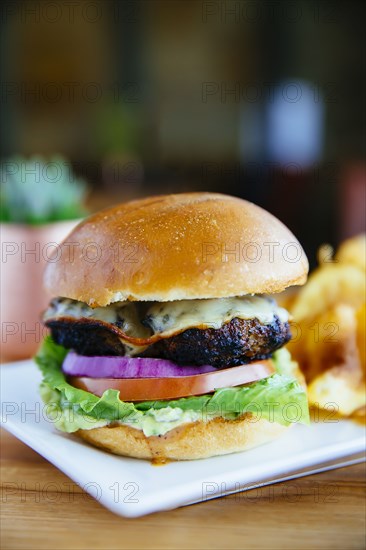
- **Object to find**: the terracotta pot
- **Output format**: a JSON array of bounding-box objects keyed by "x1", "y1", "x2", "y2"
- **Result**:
[{"x1": 1, "y1": 220, "x2": 80, "y2": 362}]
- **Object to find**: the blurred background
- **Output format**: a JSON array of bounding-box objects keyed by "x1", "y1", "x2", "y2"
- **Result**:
[{"x1": 1, "y1": 0, "x2": 365, "y2": 264}]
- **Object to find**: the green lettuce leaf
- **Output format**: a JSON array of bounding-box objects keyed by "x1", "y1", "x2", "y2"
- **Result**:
[{"x1": 35, "y1": 336, "x2": 309, "y2": 436}]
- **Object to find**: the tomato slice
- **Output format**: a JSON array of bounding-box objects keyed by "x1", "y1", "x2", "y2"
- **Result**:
[{"x1": 68, "y1": 359, "x2": 275, "y2": 401}]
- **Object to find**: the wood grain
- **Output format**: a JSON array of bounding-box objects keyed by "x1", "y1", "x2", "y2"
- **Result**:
[{"x1": 1, "y1": 428, "x2": 365, "y2": 550}]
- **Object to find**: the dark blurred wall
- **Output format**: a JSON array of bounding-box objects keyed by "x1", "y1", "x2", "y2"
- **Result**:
[{"x1": 1, "y1": 0, "x2": 365, "y2": 263}]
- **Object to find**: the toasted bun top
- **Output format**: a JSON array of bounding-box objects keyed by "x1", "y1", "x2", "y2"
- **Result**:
[{"x1": 44, "y1": 193, "x2": 308, "y2": 306}]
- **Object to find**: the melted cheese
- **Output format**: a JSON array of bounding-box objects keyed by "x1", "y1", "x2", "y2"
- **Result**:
[
  {"x1": 45, "y1": 295, "x2": 288, "y2": 340},
  {"x1": 144, "y1": 296, "x2": 288, "y2": 336},
  {"x1": 44, "y1": 299, "x2": 150, "y2": 339}
]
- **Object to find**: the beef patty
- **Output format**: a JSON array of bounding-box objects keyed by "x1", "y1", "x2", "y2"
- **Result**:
[
  {"x1": 46, "y1": 316, "x2": 291, "y2": 368},
  {"x1": 143, "y1": 316, "x2": 290, "y2": 368}
]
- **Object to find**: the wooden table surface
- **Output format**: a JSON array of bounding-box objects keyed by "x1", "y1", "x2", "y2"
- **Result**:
[{"x1": 1, "y1": 428, "x2": 365, "y2": 550}]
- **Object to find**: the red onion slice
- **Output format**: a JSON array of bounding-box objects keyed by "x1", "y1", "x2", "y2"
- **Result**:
[{"x1": 62, "y1": 352, "x2": 217, "y2": 379}]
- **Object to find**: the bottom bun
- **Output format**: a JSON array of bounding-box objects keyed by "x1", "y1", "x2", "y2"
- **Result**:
[{"x1": 76, "y1": 416, "x2": 289, "y2": 461}]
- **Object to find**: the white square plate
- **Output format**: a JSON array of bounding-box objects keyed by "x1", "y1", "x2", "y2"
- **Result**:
[{"x1": 1, "y1": 359, "x2": 365, "y2": 517}]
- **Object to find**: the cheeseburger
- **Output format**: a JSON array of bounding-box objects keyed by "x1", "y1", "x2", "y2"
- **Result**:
[{"x1": 36, "y1": 193, "x2": 309, "y2": 460}]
